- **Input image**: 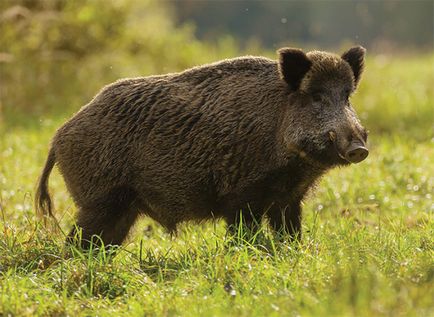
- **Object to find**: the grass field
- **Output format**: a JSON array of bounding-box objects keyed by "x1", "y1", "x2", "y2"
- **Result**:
[{"x1": 0, "y1": 55, "x2": 433, "y2": 316}]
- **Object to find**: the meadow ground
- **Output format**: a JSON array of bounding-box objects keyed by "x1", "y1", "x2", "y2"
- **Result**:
[{"x1": 0, "y1": 56, "x2": 433, "y2": 316}]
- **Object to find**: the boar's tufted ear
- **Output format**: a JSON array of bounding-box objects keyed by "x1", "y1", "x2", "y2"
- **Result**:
[
  {"x1": 341, "y1": 46, "x2": 366, "y2": 86},
  {"x1": 277, "y1": 48, "x2": 312, "y2": 91}
]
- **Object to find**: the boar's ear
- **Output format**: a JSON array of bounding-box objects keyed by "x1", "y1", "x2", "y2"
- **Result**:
[
  {"x1": 341, "y1": 46, "x2": 366, "y2": 86},
  {"x1": 277, "y1": 48, "x2": 312, "y2": 91}
]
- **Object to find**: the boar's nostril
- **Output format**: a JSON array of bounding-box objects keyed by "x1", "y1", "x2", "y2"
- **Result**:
[{"x1": 345, "y1": 142, "x2": 369, "y2": 163}]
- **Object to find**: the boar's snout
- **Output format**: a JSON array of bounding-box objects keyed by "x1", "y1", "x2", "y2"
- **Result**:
[{"x1": 345, "y1": 140, "x2": 369, "y2": 163}]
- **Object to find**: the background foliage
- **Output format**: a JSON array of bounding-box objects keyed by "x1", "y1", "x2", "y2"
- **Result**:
[{"x1": 0, "y1": 0, "x2": 243, "y2": 124}]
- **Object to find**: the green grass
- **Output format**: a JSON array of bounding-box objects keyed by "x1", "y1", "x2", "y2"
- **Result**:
[{"x1": 0, "y1": 55, "x2": 433, "y2": 316}]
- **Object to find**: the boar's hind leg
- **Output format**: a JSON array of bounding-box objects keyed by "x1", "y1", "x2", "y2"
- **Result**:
[
  {"x1": 269, "y1": 202, "x2": 302, "y2": 240},
  {"x1": 66, "y1": 186, "x2": 140, "y2": 249}
]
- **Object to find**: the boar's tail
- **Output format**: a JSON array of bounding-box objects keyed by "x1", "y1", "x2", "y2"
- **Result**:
[{"x1": 35, "y1": 146, "x2": 57, "y2": 222}]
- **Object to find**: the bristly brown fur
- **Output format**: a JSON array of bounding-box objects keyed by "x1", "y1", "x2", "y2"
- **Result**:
[{"x1": 35, "y1": 46, "x2": 368, "y2": 248}]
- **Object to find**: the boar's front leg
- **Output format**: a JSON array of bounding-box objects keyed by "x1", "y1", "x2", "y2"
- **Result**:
[
  {"x1": 268, "y1": 201, "x2": 302, "y2": 240},
  {"x1": 225, "y1": 207, "x2": 263, "y2": 237}
]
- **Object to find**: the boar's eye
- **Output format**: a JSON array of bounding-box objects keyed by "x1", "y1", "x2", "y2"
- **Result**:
[
  {"x1": 344, "y1": 88, "x2": 352, "y2": 100},
  {"x1": 312, "y1": 92, "x2": 323, "y2": 103}
]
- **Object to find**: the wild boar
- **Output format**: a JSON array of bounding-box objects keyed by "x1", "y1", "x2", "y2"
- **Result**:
[{"x1": 36, "y1": 46, "x2": 369, "y2": 248}]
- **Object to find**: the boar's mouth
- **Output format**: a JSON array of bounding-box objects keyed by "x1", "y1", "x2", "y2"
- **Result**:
[
  {"x1": 331, "y1": 140, "x2": 351, "y2": 165},
  {"x1": 328, "y1": 131, "x2": 349, "y2": 165}
]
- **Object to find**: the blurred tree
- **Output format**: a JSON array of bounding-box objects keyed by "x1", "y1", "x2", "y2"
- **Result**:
[{"x1": 0, "y1": 0, "x2": 239, "y2": 125}]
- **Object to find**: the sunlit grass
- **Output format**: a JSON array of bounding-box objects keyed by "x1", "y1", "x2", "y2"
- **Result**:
[
  {"x1": 1, "y1": 54, "x2": 433, "y2": 316},
  {"x1": 1, "y1": 118, "x2": 433, "y2": 316}
]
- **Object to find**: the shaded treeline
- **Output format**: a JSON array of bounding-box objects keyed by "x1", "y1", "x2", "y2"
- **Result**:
[{"x1": 174, "y1": 0, "x2": 434, "y2": 51}]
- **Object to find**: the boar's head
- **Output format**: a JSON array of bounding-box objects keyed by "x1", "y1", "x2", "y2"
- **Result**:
[{"x1": 278, "y1": 46, "x2": 369, "y2": 167}]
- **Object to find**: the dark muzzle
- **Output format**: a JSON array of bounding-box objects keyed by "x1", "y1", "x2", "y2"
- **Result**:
[{"x1": 345, "y1": 141, "x2": 369, "y2": 163}]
